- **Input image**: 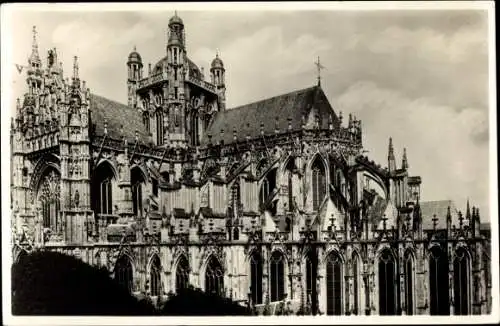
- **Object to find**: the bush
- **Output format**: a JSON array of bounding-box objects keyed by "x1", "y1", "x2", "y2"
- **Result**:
[
  {"x1": 159, "y1": 286, "x2": 251, "y2": 316},
  {"x1": 11, "y1": 250, "x2": 156, "y2": 315}
]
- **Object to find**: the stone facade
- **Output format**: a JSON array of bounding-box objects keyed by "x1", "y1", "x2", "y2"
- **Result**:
[{"x1": 11, "y1": 14, "x2": 492, "y2": 315}]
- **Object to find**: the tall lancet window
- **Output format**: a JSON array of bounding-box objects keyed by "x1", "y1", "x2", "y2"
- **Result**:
[
  {"x1": 311, "y1": 157, "x2": 326, "y2": 211},
  {"x1": 352, "y1": 252, "x2": 361, "y2": 315},
  {"x1": 115, "y1": 255, "x2": 133, "y2": 293},
  {"x1": 150, "y1": 255, "x2": 162, "y2": 296},
  {"x1": 143, "y1": 111, "x2": 150, "y2": 133},
  {"x1": 404, "y1": 251, "x2": 414, "y2": 315},
  {"x1": 378, "y1": 249, "x2": 397, "y2": 315},
  {"x1": 429, "y1": 246, "x2": 450, "y2": 315},
  {"x1": 191, "y1": 112, "x2": 199, "y2": 146},
  {"x1": 92, "y1": 162, "x2": 114, "y2": 215},
  {"x1": 306, "y1": 250, "x2": 318, "y2": 314},
  {"x1": 38, "y1": 169, "x2": 61, "y2": 232},
  {"x1": 176, "y1": 255, "x2": 190, "y2": 292},
  {"x1": 156, "y1": 110, "x2": 164, "y2": 145},
  {"x1": 326, "y1": 251, "x2": 343, "y2": 315},
  {"x1": 453, "y1": 247, "x2": 470, "y2": 315},
  {"x1": 285, "y1": 159, "x2": 295, "y2": 211},
  {"x1": 250, "y1": 251, "x2": 263, "y2": 305},
  {"x1": 205, "y1": 256, "x2": 224, "y2": 296},
  {"x1": 131, "y1": 168, "x2": 145, "y2": 217},
  {"x1": 270, "y1": 251, "x2": 285, "y2": 302}
]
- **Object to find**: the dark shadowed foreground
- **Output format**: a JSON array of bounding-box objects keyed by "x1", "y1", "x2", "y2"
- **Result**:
[{"x1": 11, "y1": 251, "x2": 250, "y2": 316}]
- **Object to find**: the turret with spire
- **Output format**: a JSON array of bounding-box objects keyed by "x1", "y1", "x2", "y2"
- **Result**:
[
  {"x1": 210, "y1": 49, "x2": 226, "y2": 111},
  {"x1": 127, "y1": 45, "x2": 143, "y2": 108},
  {"x1": 388, "y1": 137, "x2": 396, "y2": 173},
  {"x1": 402, "y1": 148, "x2": 409, "y2": 170}
]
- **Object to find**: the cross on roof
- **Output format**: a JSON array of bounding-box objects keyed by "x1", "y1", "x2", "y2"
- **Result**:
[
  {"x1": 314, "y1": 56, "x2": 325, "y2": 87},
  {"x1": 432, "y1": 214, "x2": 438, "y2": 230}
]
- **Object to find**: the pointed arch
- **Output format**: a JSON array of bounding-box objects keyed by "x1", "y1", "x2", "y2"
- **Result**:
[
  {"x1": 143, "y1": 111, "x2": 150, "y2": 133},
  {"x1": 326, "y1": 250, "x2": 343, "y2": 315},
  {"x1": 114, "y1": 255, "x2": 133, "y2": 293},
  {"x1": 92, "y1": 160, "x2": 116, "y2": 215},
  {"x1": 305, "y1": 248, "x2": 318, "y2": 314},
  {"x1": 131, "y1": 166, "x2": 147, "y2": 217},
  {"x1": 429, "y1": 245, "x2": 450, "y2": 315},
  {"x1": 378, "y1": 248, "x2": 397, "y2": 315},
  {"x1": 284, "y1": 157, "x2": 297, "y2": 211},
  {"x1": 249, "y1": 250, "x2": 263, "y2": 305},
  {"x1": 36, "y1": 167, "x2": 61, "y2": 231},
  {"x1": 175, "y1": 254, "x2": 190, "y2": 293},
  {"x1": 352, "y1": 251, "x2": 361, "y2": 315},
  {"x1": 454, "y1": 247, "x2": 471, "y2": 315},
  {"x1": 205, "y1": 255, "x2": 224, "y2": 296},
  {"x1": 156, "y1": 110, "x2": 164, "y2": 145},
  {"x1": 270, "y1": 250, "x2": 285, "y2": 302},
  {"x1": 149, "y1": 254, "x2": 162, "y2": 296},
  {"x1": 311, "y1": 155, "x2": 327, "y2": 211},
  {"x1": 403, "y1": 250, "x2": 415, "y2": 315}
]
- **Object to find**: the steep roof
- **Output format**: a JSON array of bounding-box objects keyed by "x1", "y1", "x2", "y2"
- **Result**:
[
  {"x1": 420, "y1": 200, "x2": 461, "y2": 230},
  {"x1": 89, "y1": 94, "x2": 150, "y2": 143},
  {"x1": 201, "y1": 85, "x2": 340, "y2": 146}
]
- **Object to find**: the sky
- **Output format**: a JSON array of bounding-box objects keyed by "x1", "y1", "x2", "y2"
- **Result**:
[{"x1": 3, "y1": 3, "x2": 493, "y2": 220}]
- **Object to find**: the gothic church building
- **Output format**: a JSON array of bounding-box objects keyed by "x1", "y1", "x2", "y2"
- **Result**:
[{"x1": 11, "y1": 13, "x2": 492, "y2": 315}]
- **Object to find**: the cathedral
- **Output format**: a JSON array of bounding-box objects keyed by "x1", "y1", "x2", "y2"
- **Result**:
[{"x1": 10, "y1": 13, "x2": 492, "y2": 316}]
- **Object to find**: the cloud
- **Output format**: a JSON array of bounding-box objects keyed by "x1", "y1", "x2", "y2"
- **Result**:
[{"x1": 337, "y1": 81, "x2": 489, "y2": 215}]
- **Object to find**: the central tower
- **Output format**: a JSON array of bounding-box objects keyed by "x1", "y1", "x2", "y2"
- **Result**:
[{"x1": 165, "y1": 12, "x2": 187, "y2": 146}]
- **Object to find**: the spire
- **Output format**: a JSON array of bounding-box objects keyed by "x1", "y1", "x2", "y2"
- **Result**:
[
  {"x1": 29, "y1": 25, "x2": 41, "y2": 65},
  {"x1": 402, "y1": 147, "x2": 408, "y2": 170},
  {"x1": 466, "y1": 198, "x2": 471, "y2": 220},
  {"x1": 388, "y1": 137, "x2": 396, "y2": 172},
  {"x1": 72, "y1": 56, "x2": 80, "y2": 85}
]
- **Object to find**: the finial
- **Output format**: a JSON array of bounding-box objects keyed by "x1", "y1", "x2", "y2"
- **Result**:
[
  {"x1": 216, "y1": 48, "x2": 220, "y2": 58},
  {"x1": 133, "y1": 45, "x2": 137, "y2": 52},
  {"x1": 466, "y1": 198, "x2": 471, "y2": 220},
  {"x1": 402, "y1": 147, "x2": 408, "y2": 170},
  {"x1": 73, "y1": 56, "x2": 79, "y2": 81}
]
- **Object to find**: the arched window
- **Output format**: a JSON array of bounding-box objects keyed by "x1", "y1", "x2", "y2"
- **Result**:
[
  {"x1": 250, "y1": 251, "x2": 263, "y2": 305},
  {"x1": 429, "y1": 246, "x2": 450, "y2": 315},
  {"x1": 270, "y1": 251, "x2": 285, "y2": 302},
  {"x1": 38, "y1": 169, "x2": 61, "y2": 232},
  {"x1": 259, "y1": 168, "x2": 277, "y2": 210},
  {"x1": 93, "y1": 162, "x2": 114, "y2": 215},
  {"x1": 311, "y1": 158, "x2": 326, "y2": 211},
  {"x1": 115, "y1": 255, "x2": 133, "y2": 293},
  {"x1": 191, "y1": 112, "x2": 199, "y2": 146},
  {"x1": 326, "y1": 251, "x2": 342, "y2": 315},
  {"x1": 205, "y1": 256, "x2": 224, "y2": 296},
  {"x1": 150, "y1": 255, "x2": 162, "y2": 296},
  {"x1": 352, "y1": 252, "x2": 360, "y2": 315},
  {"x1": 175, "y1": 255, "x2": 190, "y2": 292},
  {"x1": 378, "y1": 249, "x2": 397, "y2": 315},
  {"x1": 285, "y1": 159, "x2": 295, "y2": 211},
  {"x1": 306, "y1": 250, "x2": 318, "y2": 314},
  {"x1": 404, "y1": 251, "x2": 414, "y2": 315},
  {"x1": 156, "y1": 110, "x2": 164, "y2": 145},
  {"x1": 131, "y1": 168, "x2": 145, "y2": 217},
  {"x1": 454, "y1": 248, "x2": 470, "y2": 315},
  {"x1": 143, "y1": 111, "x2": 150, "y2": 133}
]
